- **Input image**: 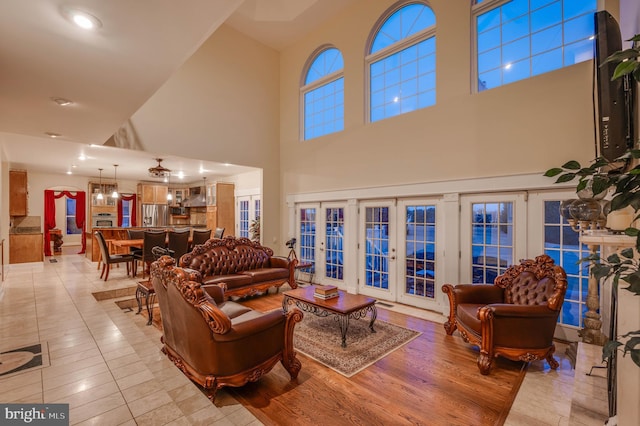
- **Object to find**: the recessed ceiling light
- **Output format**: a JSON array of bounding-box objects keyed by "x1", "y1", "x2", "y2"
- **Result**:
[
  {"x1": 78, "y1": 155, "x2": 86, "y2": 161},
  {"x1": 45, "y1": 132, "x2": 62, "y2": 138},
  {"x1": 66, "y1": 171, "x2": 73, "y2": 175},
  {"x1": 63, "y1": 8, "x2": 102, "y2": 30},
  {"x1": 51, "y1": 97, "x2": 73, "y2": 106}
]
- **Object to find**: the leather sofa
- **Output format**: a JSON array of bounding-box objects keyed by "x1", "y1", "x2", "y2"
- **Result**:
[
  {"x1": 179, "y1": 236, "x2": 298, "y2": 298},
  {"x1": 150, "y1": 255, "x2": 303, "y2": 401}
]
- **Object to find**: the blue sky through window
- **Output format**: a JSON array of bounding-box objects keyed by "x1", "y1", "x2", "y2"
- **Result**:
[
  {"x1": 476, "y1": 0, "x2": 597, "y2": 92},
  {"x1": 369, "y1": 3, "x2": 436, "y2": 122}
]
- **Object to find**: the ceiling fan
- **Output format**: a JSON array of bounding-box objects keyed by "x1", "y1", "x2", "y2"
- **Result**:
[{"x1": 148, "y1": 158, "x2": 171, "y2": 178}]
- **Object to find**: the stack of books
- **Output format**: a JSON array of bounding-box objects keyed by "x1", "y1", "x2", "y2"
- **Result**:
[{"x1": 313, "y1": 285, "x2": 339, "y2": 300}]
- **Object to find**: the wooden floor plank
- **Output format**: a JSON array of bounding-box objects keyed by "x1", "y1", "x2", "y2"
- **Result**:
[{"x1": 233, "y1": 292, "x2": 526, "y2": 426}]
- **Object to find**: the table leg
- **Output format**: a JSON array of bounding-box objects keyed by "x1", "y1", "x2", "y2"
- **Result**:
[
  {"x1": 338, "y1": 314, "x2": 350, "y2": 348},
  {"x1": 368, "y1": 305, "x2": 377, "y2": 333},
  {"x1": 145, "y1": 292, "x2": 155, "y2": 326},
  {"x1": 282, "y1": 295, "x2": 291, "y2": 313},
  {"x1": 135, "y1": 287, "x2": 144, "y2": 314}
]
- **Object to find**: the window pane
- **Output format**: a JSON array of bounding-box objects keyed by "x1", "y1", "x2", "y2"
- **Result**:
[
  {"x1": 304, "y1": 77, "x2": 344, "y2": 140},
  {"x1": 475, "y1": 0, "x2": 596, "y2": 91},
  {"x1": 305, "y1": 48, "x2": 344, "y2": 85},
  {"x1": 369, "y1": 4, "x2": 436, "y2": 122},
  {"x1": 531, "y1": 2, "x2": 562, "y2": 33}
]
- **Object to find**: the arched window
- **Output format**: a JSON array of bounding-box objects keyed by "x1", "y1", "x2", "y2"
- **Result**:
[
  {"x1": 366, "y1": 2, "x2": 436, "y2": 123},
  {"x1": 473, "y1": 0, "x2": 597, "y2": 92},
  {"x1": 301, "y1": 46, "x2": 344, "y2": 140}
]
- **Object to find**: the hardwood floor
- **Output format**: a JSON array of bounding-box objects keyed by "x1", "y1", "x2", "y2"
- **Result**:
[{"x1": 233, "y1": 292, "x2": 526, "y2": 426}]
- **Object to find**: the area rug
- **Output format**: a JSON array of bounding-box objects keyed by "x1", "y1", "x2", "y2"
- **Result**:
[{"x1": 293, "y1": 314, "x2": 421, "y2": 377}]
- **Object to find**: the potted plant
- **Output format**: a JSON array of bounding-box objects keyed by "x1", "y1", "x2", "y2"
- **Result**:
[{"x1": 544, "y1": 34, "x2": 640, "y2": 368}]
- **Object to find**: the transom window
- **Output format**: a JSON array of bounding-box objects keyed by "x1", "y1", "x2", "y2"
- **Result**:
[
  {"x1": 301, "y1": 47, "x2": 344, "y2": 140},
  {"x1": 367, "y1": 2, "x2": 436, "y2": 122},
  {"x1": 474, "y1": 0, "x2": 597, "y2": 92}
]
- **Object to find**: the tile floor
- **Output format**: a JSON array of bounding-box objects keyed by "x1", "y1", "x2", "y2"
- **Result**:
[
  {"x1": 0, "y1": 252, "x2": 260, "y2": 425},
  {"x1": 0, "y1": 251, "x2": 607, "y2": 425}
]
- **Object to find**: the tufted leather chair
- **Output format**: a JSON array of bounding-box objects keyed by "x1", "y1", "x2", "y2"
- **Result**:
[
  {"x1": 442, "y1": 254, "x2": 567, "y2": 375},
  {"x1": 150, "y1": 255, "x2": 303, "y2": 401}
]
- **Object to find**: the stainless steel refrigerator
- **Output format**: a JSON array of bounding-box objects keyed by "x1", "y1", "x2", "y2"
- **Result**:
[{"x1": 141, "y1": 204, "x2": 169, "y2": 227}]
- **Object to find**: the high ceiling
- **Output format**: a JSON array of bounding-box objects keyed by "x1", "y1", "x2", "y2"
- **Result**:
[{"x1": 0, "y1": 0, "x2": 356, "y2": 181}]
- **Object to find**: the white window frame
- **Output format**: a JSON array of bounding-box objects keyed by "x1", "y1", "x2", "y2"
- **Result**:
[
  {"x1": 299, "y1": 45, "x2": 344, "y2": 141},
  {"x1": 365, "y1": 1, "x2": 437, "y2": 123}
]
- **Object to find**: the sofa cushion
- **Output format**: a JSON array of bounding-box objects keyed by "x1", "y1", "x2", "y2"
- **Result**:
[
  {"x1": 456, "y1": 303, "x2": 485, "y2": 335},
  {"x1": 240, "y1": 268, "x2": 289, "y2": 283},
  {"x1": 218, "y1": 301, "x2": 253, "y2": 319},
  {"x1": 230, "y1": 309, "x2": 265, "y2": 325},
  {"x1": 203, "y1": 274, "x2": 253, "y2": 289}
]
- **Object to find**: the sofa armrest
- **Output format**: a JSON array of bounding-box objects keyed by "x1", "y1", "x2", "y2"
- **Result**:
[
  {"x1": 443, "y1": 284, "x2": 504, "y2": 305},
  {"x1": 270, "y1": 256, "x2": 291, "y2": 268},
  {"x1": 180, "y1": 267, "x2": 203, "y2": 283},
  {"x1": 487, "y1": 303, "x2": 558, "y2": 318},
  {"x1": 202, "y1": 283, "x2": 227, "y2": 305}
]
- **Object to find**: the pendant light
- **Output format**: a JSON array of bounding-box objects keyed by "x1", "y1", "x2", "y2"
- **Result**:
[
  {"x1": 167, "y1": 173, "x2": 173, "y2": 202},
  {"x1": 111, "y1": 164, "x2": 119, "y2": 199},
  {"x1": 96, "y1": 168, "x2": 104, "y2": 200}
]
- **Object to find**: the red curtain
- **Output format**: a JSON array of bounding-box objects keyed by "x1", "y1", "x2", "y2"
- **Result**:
[
  {"x1": 117, "y1": 194, "x2": 137, "y2": 227},
  {"x1": 44, "y1": 190, "x2": 86, "y2": 256}
]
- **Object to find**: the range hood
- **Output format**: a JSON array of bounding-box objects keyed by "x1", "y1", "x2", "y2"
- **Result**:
[
  {"x1": 182, "y1": 178, "x2": 207, "y2": 207},
  {"x1": 183, "y1": 191, "x2": 206, "y2": 207}
]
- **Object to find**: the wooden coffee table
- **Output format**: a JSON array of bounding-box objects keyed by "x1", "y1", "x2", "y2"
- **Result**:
[{"x1": 282, "y1": 286, "x2": 377, "y2": 348}]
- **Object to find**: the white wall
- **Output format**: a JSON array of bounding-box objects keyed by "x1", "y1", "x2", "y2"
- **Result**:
[{"x1": 124, "y1": 24, "x2": 282, "y2": 251}]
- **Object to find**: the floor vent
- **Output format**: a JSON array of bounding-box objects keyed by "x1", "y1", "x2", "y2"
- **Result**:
[
  {"x1": 49, "y1": 258, "x2": 58, "y2": 263},
  {"x1": 377, "y1": 302, "x2": 394, "y2": 308}
]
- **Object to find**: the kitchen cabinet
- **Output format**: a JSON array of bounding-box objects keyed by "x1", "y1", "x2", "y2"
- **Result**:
[
  {"x1": 139, "y1": 184, "x2": 169, "y2": 204},
  {"x1": 89, "y1": 181, "x2": 117, "y2": 206},
  {"x1": 9, "y1": 170, "x2": 28, "y2": 216},
  {"x1": 206, "y1": 183, "x2": 235, "y2": 234},
  {"x1": 10, "y1": 233, "x2": 43, "y2": 264},
  {"x1": 168, "y1": 187, "x2": 189, "y2": 206}
]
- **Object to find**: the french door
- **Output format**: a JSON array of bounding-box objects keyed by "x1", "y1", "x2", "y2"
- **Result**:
[
  {"x1": 396, "y1": 199, "x2": 442, "y2": 310},
  {"x1": 295, "y1": 202, "x2": 348, "y2": 288},
  {"x1": 237, "y1": 195, "x2": 261, "y2": 239},
  {"x1": 358, "y1": 200, "x2": 397, "y2": 300}
]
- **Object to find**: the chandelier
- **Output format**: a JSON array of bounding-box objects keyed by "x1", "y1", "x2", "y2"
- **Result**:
[{"x1": 148, "y1": 158, "x2": 171, "y2": 178}]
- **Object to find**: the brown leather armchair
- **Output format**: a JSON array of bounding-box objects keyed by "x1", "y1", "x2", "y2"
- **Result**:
[
  {"x1": 150, "y1": 256, "x2": 302, "y2": 400},
  {"x1": 442, "y1": 254, "x2": 567, "y2": 375}
]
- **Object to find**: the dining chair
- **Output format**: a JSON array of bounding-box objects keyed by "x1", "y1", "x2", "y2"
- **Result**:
[
  {"x1": 95, "y1": 231, "x2": 134, "y2": 281},
  {"x1": 190, "y1": 228, "x2": 211, "y2": 250},
  {"x1": 133, "y1": 230, "x2": 167, "y2": 278},
  {"x1": 127, "y1": 229, "x2": 145, "y2": 258},
  {"x1": 168, "y1": 229, "x2": 190, "y2": 262},
  {"x1": 213, "y1": 227, "x2": 225, "y2": 238}
]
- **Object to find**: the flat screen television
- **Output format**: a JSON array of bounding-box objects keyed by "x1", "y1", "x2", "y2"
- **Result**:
[{"x1": 594, "y1": 10, "x2": 636, "y2": 162}]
